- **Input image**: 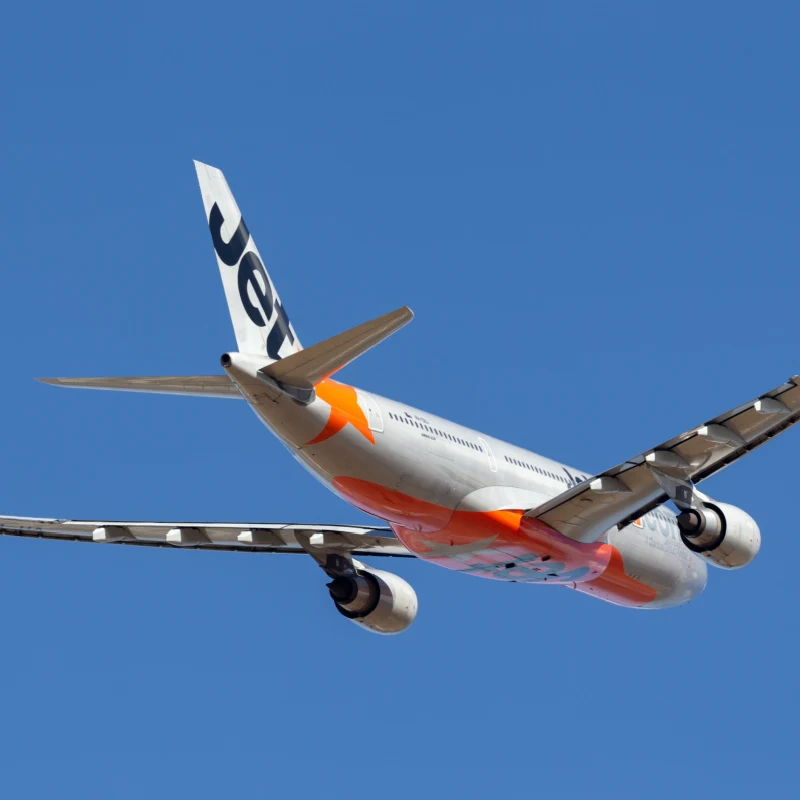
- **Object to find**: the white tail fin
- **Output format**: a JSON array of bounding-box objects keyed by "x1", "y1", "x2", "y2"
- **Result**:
[{"x1": 194, "y1": 161, "x2": 301, "y2": 359}]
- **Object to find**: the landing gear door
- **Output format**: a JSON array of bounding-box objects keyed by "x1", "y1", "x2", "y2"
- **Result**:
[
  {"x1": 358, "y1": 390, "x2": 384, "y2": 433},
  {"x1": 478, "y1": 437, "x2": 497, "y2": 473}
]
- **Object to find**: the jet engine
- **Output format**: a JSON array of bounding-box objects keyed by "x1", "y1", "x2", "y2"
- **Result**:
[
  {"x1": 676, "y1": 501, "x2": 761, "y2": 569},
  {"x1": 327, "y1": 566, "x2": 418, "y2": 634}
]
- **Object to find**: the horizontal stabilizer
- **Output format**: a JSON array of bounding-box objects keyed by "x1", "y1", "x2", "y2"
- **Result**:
[
  {"x1": 262, "y1": 306, "x2": 413, "y2": 390},
  {"x1": 38, "y1": 376, "x2": 242, "y2": 399}
]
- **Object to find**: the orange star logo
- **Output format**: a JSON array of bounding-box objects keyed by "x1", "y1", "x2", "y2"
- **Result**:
[{"x1": 305, "y1": 379, "x2": 375, "y2": 446}]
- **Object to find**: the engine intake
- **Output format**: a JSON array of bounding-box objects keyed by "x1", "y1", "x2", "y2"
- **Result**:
[
  {"x1": 327, "y1": 567, "x2": 418, "y2": 635},
  {"x1": 677, "y1": 501, "x2": 761, "y2": 569}
]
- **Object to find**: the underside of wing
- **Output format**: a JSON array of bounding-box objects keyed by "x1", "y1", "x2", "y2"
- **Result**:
[
  {"x1": 526, "y1": 375, "x2": 800, "y2": 543},
  {"x1": 0, "y1": 516, "x2": 413, "y2": 558},
  {"x1": 38, "y1": 376, "x2": 242, "y2": 399}
]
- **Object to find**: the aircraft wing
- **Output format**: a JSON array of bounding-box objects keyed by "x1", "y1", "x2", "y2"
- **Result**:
[
  {"x1": 37, "y1": 376, "x2": 242, "y2": 398},
  {"x1": 0, "y1": 516, "x2": 413, "y2": 558},
  {"x1": 526, "y1": 375, "x2": 800, "y2": 543}
]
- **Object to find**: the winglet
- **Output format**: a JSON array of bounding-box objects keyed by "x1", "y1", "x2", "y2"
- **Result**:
[{"x1": 261, "y1": 306, "x2": 413, "y2": 390}]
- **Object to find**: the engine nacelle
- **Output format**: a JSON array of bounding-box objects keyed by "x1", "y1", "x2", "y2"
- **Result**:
[
  {"x1": 677, "y1": 501, "x2": 761, "y2": 570},
  {"x1": 327, "y1": 566, "x2": 418, "y2": 634}
]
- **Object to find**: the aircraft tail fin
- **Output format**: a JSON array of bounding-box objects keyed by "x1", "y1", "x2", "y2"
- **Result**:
[
  {"x1": 194, "y1": 161, "x2": 301, "y2": 360},
  {"x1": 261, "y1": 306, "x2": 413, "y2": 390}
]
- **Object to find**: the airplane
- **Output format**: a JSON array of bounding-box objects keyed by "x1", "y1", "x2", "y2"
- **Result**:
[{"x1": 1, "y1": 161, "x2": 788, "y2": 634}]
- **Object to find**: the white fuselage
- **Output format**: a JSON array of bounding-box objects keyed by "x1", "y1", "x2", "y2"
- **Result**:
[{"x1": 224, "y1": 353, "x2": 708, "y2": 609}]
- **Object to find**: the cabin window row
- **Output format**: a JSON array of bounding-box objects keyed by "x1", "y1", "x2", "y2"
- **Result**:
[
  {"x1": 503, "y1": 454, "x2": 567, "y2": 483},
  {"x1": 388, "y1": 412, "x2": 484, "y2": 452}
]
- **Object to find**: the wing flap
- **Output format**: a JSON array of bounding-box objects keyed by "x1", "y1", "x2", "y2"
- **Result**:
[
  {"x1": 0, "y1": 516, "x2": 413, "y2": 558},
  {"x1": 38, "y1": 376, "x2": 242, "y2": 399},
  {"x1": 527, "y1": 375, "x2": 800, "y2": 542}
]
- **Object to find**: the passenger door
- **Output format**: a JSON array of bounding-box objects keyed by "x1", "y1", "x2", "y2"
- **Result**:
[
  {"x1": 478, "y1": 437, "x2": 497, "y2": 473},
  {"x1": 357, "y1": 390, "x2": 384, "y2": 433}
]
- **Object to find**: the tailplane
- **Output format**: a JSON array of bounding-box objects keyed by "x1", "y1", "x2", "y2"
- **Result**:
[
  {"x1": 194, "y1": 161, "x2": 301, "y2": 359},
  {"x1": 261, "y1": 306, "x2": 413, "y2": 390}
]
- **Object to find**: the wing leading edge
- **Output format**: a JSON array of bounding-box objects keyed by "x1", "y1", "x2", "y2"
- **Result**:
[
  {"x1": 0, "y1": 516, "x2": 414, "y2": 558},
  {"x1": 526, "y1": 375, "x2": 800, "y2": 543}
]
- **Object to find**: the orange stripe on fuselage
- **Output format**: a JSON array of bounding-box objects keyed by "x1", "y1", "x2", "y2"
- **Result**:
[
  {"x1": 570, "y1": 546, "x2": 657, "y2": 606},
  {"x1": 332, "y1": 476, "x2": 657, "y2": 607},
  {"x1": 333, "y1": 476, "x2": 452, "y2": 532}
]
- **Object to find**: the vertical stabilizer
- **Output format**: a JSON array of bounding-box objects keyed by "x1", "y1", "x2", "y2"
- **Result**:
[{"x1": 194, "y1": 161, "x2": 301, "y2": 359}]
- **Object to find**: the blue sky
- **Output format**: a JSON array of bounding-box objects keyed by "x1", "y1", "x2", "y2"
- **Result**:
[{"x1": 0, "y1": 2, "x2": 798, "y2": 796}]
